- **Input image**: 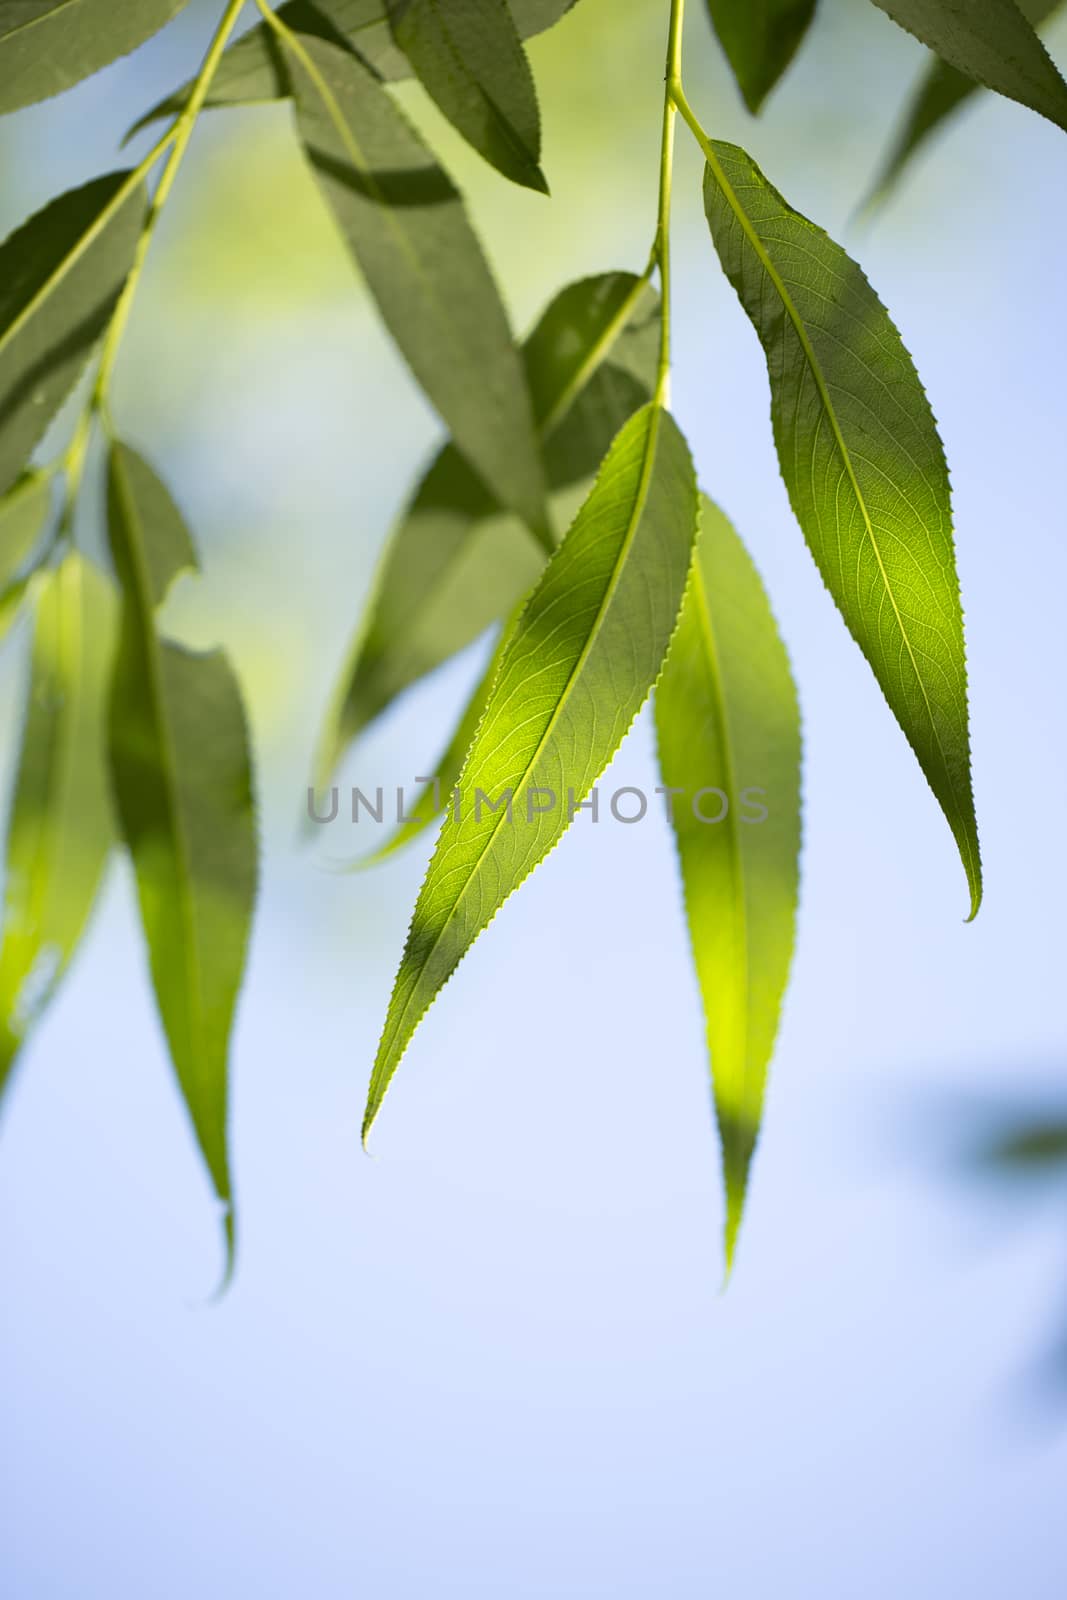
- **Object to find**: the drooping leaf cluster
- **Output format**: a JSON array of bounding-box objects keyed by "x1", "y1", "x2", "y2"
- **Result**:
[{"x1": 0, "y1": 0, "x2": 1063, "y2": 1280}]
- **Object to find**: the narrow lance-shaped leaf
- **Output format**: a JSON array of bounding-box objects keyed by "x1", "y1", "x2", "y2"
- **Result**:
[
  {"x1": 277, "y1": 28, "x2": 549, "y2": 538},
  {"x1": 869, "y1": 0, "x2": 1067, "y2": 133},
  {"x1": 316, "y1": 271, "x2": 659, "y2": 786},
  {"x1": 702, "y1": 141, "x2": 980, "y2": 916},
  {"x1": 0, "y1": 173, "x2": 146, "y2": 498},
  {"x1": 0, "y1": 0, "x2": 190, "y2": 116},
  {"x1": 107, "y1": 444, "x2": 257, "y2": 1272},
  {"x1": 655, "y1": 495, "x2": 801, "y2": 1274},
  {"x1": 0, "y1": 471, "x2": 53, "y2": 643},
  {"x1": 868, "y1": 0, "x2": 1065, "y2": 200},
  {"x1": 0, "y1": 552, "x2": 116, "y2": 1098},
  {"x1": 387, "y1": 0, "x2": 547, "y2": 192},
  {"x1": 705, "y1": 0, "x2": 818, "y2": 113},
  {"x1": 364, "y1": 403, "x2": 698, "y2": 1140}
]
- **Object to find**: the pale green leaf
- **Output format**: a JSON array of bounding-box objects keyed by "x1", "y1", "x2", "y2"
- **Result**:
[
  {"x1": 364, "y1": 402, "x2": 698, "y2": 1140},
  {"x1": 870, "y1": 0, "x2": 1067, "y2": 132},
  {"x1": 0, "y1": 552, "x2": 116, "y2": 1097},
  {"x1": 387, "y1": 0, "x2": 547, "y2": 192},
  {"x1": 107, "y1": 443, "x2": 257, "y2": 1271},
  {"x1": 0, "y1": 470, "x2": 52, "y2": 601},
  {"x1": 316, "y1": 271, "x2": 659, "y2": 785},
  {"x1": 284, "y1": 30, "x2": 548, "y2": 541},
  {"x1": 703, "y1": 140, "x2": 980, "y2": 916},
  {"x1": 655, "y1": 495, "x2": 801, "y2": 1272},
  {"x1": 0, "y1": 174, "x2": 146, "y2": 498},
  {"x1": 705, "y1": 0, "x2": 818, "y2": 113},
  {"x1": 0, "y1": 0, "x2": 189, "y2": 116}
]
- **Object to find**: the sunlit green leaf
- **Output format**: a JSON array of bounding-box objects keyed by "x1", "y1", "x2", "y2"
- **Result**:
[
  {"x1": 703, "y1": 140, "x2": 981, "y2": 916},
  {"x1": 364, "y1": 402, "x2": 698, "y2": 1140},
  {"x1": 0, "y1": 552, "x2": 115, "y2": 1098},
  {"x1": 655, "y1": 495, "x2": 801, "y2": 1272},
  {"x1": 106, "y1": 443, "x2": 257, "y2": 1272},
  {"x1": 870, "y1": 0, "x2": 1067, "y2": 132},
  {"x1": 316, "y1": 271, "x2": 659, "y2": 786},
  {"x1": 869, "y1": 0, "x2": 1064, "y2": 199},
  {"x1": 0, "y1": 470, "x2": 52, "y2": 606},
  {"x1": 0, "y1": 174, "x2": 146, "y2": 499},
  {"x1": 0, "y1": 0, "x2": 190, "y2": 115},
  {"x1": 387, "y1": 0, "x2": 547, "y2": 192},
  {"x1": 704, "y1": 0, "x2": 817, "y2": 113}
]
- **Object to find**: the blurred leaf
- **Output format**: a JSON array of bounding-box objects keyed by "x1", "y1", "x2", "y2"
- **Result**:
[
  {"x1": 655, "y1": 495, "x2": 801, "y2": 1272},
  {"x1": 703, "y1": 140, "x2": 981, "y2": 917},
  {"x1": 704, "y1": 0, "x2": 818, "y2": 113},
  {"x1": 363, "y1": 403, "x2": 698, "y2": 1141},
  {"x1": 0, "y1": 0, "x2": 189, "y2": 115},
  {"x1": 869, "y1": 0, "x2": 1064, "y2": 200},
  {"x1": 0, "y1": 470, "x2": 52, "y2": 607},
  {"x1": 387, "y1": 0, "x2": 547, "y2": 192},
  {"x1": 870, "y1": 0, "x2": 1067, "y2": 133},
  {"x1": 316, "y1": 271, "x2": 659, "y2": 786},
  {"x1": 0, "y1": 174, "x2": 146, "y2": 498},
  {"x1": 284, "y1": 30, "x2": 548, "y2": 540},
  {"x1": 107, "y1": 444, "x2": 257, "y2": 1272},
  {"x1": 0, "y1": 552, "x2": 116, "y2": 1098}
]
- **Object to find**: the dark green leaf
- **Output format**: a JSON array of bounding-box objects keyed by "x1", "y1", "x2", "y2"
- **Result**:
[
  {"x1": 315, "y1": 271, "x2": 659, "y2": 786},
  {"x1": 0, "y1": 552, "x2": 116, "y2": 1097},
  {"x1": 0, "y1": 0, "x2": 190, "y2": 116},
  {"x1": 284, "y1": 30, "x2": 548, "y2": 539},
  {"x1": 387, "y1": 0, "x2": 547, "y2": 192},
  {"x1": 655, "y1": 495, "x2": 801, "y2": 1272},
  {"x1": 705, "y1": 0, "x2": 818, "y2": 113},
  {"x1": 363, "y1": 403, "x2": 698, "y2": 1141},
  {"x1": 703, "y1": 141, "x2": 981, "y2": 916},
  {"x1": 107, "y1": 443, "x2": 257, "y2": 1271},
  {"x1": 0, "y1": 173, "x2": 146, "y2": 498},
  {"x1": 870, "y1": 0, "x2": 1067, "y2": 133}
]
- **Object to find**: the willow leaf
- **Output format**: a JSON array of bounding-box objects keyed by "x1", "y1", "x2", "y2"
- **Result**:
[
  {"x1": 0, "y1": 0, "x2": 189, "y2": 115},
  {"x1": 702, "y1": 141, "x2": 980, "y2": 916},
  {"x1": 705, "y1": 0, "x2": 818, "y2": 113},
  {"x1": 387, "y1": 0, "x2": 547, "y2": 192},
  {"x1": 0, "y1": 552, "x2": 115, "y2": 1099},
  {"x1": 655, "y1": 495, "x2": 801, "y2": 1273},
  {"x1": 0, "y1": 174, "x2": 146, "y2": 499},
  {"x1": 0, "y1": 470, "x2": 51, "y2": 598},
  {"x1": 870, "y1": 0, "x2": 1064, "y2": 199},
  {"x1": 316, "y1": 271, "x2": 659, "y2": 786},
  {"x1": 283, "y1": 31, "x2": 547, "y2": 541},
  {"x1": 107, "y1": 444, "x2": 257, "y2": 1271},
  {"x1": 364, "y1": 403, "x2": 698, "y2": 1140},
  {"x1": 870, "y1": 0, "x2": 1067, "y2": 132}
]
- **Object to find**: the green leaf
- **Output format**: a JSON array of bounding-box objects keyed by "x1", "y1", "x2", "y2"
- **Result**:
[
  {"x1": 106, "y1": 443, "x2": 257, "y2": 1272},
  {"x1": 0, "y1": 552, "x2": 116, "y2": 1098},
  {"x1": 0, "y1": 0, "x2": 190, "y2": 116},
  {"x1": 363, "y1": 402, "x2": 698, "y2": 1141},
  {"x1": 283, "y1": 29, "x2": 548, "y2": 541},
  {"x1": 870, "y1": 0, "x2": 1067, "y2": 133},
  {"x1": 0, "y1": 469, "x2": 52, "y2": 601},
  {"x1": 705, "y1": 0, "x2": 818, "y2": 113},
  {"x1": 702, "y1": 140, "x2": 981, "y2": 916},
  {"x1": 387, "y1": 0, "x2": 547, "y2": 192},
  {"x1": 315, "y1": 271, "x2": 659, "y2": 786},
  {"x1": 869, "y1": 0, "x2": 1064, "y2": 199},
  {"x1": 0, "y1": 173, "x2": 146, "y2": 499},
  {"x1": 654, "y1": 495, "x2": 801, "y2": 1273}
]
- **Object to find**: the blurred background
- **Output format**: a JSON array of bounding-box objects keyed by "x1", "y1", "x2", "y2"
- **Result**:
[{"x1": 2, "y1": 0, "x2": 1066, "y2": 1593}]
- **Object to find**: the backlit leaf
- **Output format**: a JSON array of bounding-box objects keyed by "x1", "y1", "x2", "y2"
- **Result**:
[
  {"x1": 0, "y1": 0, "x2": 189, "y2": 115},
  {"x1": 704, "y1": 0, "x2": 818, "y2": 113},
  {"x1": 316, "y1": 271, "x2": 659, "y2": 785},
  {"x1": 655, "y1": 495, "x2": 801, "y2": 1272},
  {"x1": 0, "y1": 552, "x2": 115, "y2": 1097},
  {"x1": 364, "y1": 403, "x2": 698, "y2": 1140},
  {"x1": 703, "y1": 140, "x2": 981, "y2": 916},
  {"x1": 0, "y1": 174, "x2": 146, "y2": 499},
  {"x1": 387, "y1": 0, "x2": 547, "y2": 192},
  {"x1": 107, "y1": 444, "x2": 257, "y2": 1271},
  {"x1": 870, "y1": 0, "x2": 1067, "y2": 133}
]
